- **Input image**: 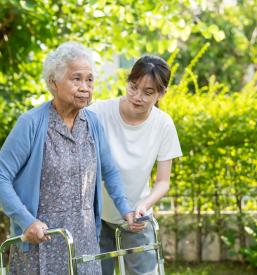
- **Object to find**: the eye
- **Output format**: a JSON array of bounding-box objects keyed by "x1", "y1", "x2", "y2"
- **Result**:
[
  {"x1": 73, "y1": 77, "x2": 80, "y2": 81},
  {"x1": 145, "y1": 91, "x2": 154, "y2": 96}
]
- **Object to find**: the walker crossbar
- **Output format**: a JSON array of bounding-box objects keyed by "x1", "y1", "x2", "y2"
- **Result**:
[{"x1": 75, "y1": 243, "x2": 158, "y2": 264}]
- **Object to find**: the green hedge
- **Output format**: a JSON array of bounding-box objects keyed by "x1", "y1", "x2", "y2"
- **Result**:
[{"x1": 161, "y1": 74, "x2": 257, "y2": 213}]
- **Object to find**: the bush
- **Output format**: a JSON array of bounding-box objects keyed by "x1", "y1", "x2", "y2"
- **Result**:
[{"x1": 240, "y1": 222, "x2": 257, "y2": 268}]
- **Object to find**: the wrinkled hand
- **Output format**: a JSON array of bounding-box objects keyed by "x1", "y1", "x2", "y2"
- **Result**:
[
  {"x1": 124, "y1": 212, "x2": 134, "y2": 230},
  {"x1": 22, "y1": 220, "x2": 51, "y2": 244}
]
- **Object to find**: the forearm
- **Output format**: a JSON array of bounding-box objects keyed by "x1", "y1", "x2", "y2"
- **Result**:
[
  {"x1": 104, "y1": 171, "x2": 132, "y2": 216},
  {"x1": 139, "y1": 159, "x2": 172, "y2": 212},
  {"x1": 140, "y1": 180, "x2": 170, "y2": 211},
  {"x1": 0, "y1": 114, "x2": 36, "y2": 230},
  {"x1": 0, "y1": 180, "x2": 36, "y2": 231}
]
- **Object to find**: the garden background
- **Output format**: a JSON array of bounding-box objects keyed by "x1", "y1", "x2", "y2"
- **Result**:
[{"x1": 0, "y1": 0, "x2": 257, "y2": 274}]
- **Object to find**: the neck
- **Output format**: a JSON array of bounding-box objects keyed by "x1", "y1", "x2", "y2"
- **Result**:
[
  {"x1": 119, "y1": 97, "x2": 151, "y2": 126},
  {"x1": 52, "y1": 101, "x2": 79, "y2": 129}
]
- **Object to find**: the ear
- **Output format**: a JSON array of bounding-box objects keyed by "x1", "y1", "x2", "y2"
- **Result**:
[
  {"x1": 157, "y1": 89, "x2": 166, "y2": 100},
  {"x1": 49, "y1": 77, "x2": 57, "y2": 93}
]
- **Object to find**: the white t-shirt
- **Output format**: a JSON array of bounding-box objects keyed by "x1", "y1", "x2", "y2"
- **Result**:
[{"x1": 88, "y1": 98, "x2": 182, "y2": 224}]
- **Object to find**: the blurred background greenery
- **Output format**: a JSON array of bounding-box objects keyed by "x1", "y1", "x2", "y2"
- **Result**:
[{"x1": 1, "y1": 0, "x2": 257, "y2": 273}]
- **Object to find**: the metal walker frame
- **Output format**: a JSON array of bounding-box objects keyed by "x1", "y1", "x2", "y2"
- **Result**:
[
  {"x1": 115, "y1": 216, "x2": 165, "y2": 275},
  {"x1": 0, "y1": 217, "x2": 165, "y2": 275}
]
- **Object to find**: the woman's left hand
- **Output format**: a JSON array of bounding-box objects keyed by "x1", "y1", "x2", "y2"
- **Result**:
[
  {"x1": 23, "y1": 220, "x2": 51, "y2": 244},
  {"x1": 134, "y1": 202, "x2": 147, "y2": 219}
]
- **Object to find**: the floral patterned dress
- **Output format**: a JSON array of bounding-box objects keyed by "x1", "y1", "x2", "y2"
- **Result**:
[{"x1": 9, "y1": 104, "x2": 102, "y2": 275}]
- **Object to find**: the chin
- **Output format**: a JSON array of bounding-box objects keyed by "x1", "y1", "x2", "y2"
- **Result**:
[
  {"x1": 76, "y1": 99, "x2": 89, "y2": 108},
  {"x1": 130, "y1": 105, "x2": 145, "y2": 115}
]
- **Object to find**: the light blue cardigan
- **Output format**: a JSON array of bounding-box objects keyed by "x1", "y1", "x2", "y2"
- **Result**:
[{"x1": 0, "y1": 101, "x2": 131, "y2": 250}]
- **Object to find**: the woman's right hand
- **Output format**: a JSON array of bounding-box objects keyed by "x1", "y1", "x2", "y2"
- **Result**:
[
  {"x1": 124, "y1": 212, "x2": 146, "y2": 232},
  {"x1": 22, "y1": 220, "x2": 51, "y2": 244}
]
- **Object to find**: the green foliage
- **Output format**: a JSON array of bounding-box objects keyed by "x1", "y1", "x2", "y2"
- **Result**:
[
  {"x1": 175, "y1": 1, "x2": 257, "y2": 91},
  {"x1": 0, "y1": 212, "x2": 9, "y2": 244},
  {"x1": 0, "y1": 0, "x2": 226, "y2": 146},
  {"x1": 154, "y1": 44, "x2": 257, "y2": 263},
  {"x1": 240, "y1": 221, "x2": 257, "y2": 268},
  {"x1": 221, "y1": 216, "x2": 257, "y2": 268},
  {"x1": 157, "y1": 44, "x2": 257, "y2": 216},
  {"x1": 165, "y1": 261, "x2": 257, "y2": 275},
  {"x1": 0, "y1": 1, "x2": 257, "y2": 261}
]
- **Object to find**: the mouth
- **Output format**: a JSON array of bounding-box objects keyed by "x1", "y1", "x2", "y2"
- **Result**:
[
  {"x1": 131, "y1": 102, "x2": 143, "y2": 108},
  {"x1": 75, "y1": 96, "x2": 89, "y2": 103},
  {"x1": 75, "y1": 94, "x2": 88, "y2": 99}
]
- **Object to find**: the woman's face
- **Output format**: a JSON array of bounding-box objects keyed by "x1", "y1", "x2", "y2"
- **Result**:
[
  {"x1": 51, "y1": 59, "x2": 94, "y2": 111},
  {"x1": 125, "y1": 74, "x2": 163, "y2": 114}
]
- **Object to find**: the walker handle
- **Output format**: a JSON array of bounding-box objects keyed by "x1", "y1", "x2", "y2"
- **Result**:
[
  {"x1": 120, "y1": 215, "x2": 152, "y2": 230},
  {"x1": 0, "y1": 228, "x2": 77, "y2": 275}
]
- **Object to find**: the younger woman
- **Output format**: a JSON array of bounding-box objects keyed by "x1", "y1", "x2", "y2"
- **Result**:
[{"x1": 89, "y1": 55, "x2": 182, "y2": 274}]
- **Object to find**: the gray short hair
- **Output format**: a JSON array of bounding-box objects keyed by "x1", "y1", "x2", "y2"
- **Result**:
[{"x1": 42, "y1": 41, "x2": 95, "y2": 93}]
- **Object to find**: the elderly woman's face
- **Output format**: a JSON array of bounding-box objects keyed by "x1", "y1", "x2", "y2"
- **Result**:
[{"x1": 52, "y1": 58, "x2": 94, "y2": 110}]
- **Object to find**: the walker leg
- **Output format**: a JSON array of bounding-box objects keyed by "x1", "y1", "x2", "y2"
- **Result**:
[
  {"x1": 151, "y1": 217, "x2": 165, "y2": 275},
  {"x1": 115, "y1": 218, "x2": 165, "y2": 275},
  {"x1": 0, "y1": 251, "x2": 7, "y2": 275},
  {"x1": 115, "y1": 228, "x2": 126, "y2": 275}
]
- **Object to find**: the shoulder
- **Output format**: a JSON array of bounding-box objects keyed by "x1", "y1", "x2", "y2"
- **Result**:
[
  {"x1": 20, "y1": 102, "x2": 50, "y2": 123},
  {"x1": 84, "y1": 108, "x2": 99, "y2": 122},
  {"x1": 87, "y1": 98, "x2": 118, "y2": 114},
  {"x1": 83, "y1": 108, "x2": 104, "y2": 132},
  {"x1": 11, "y1": 102, "x2": 50, "y2": 135},
  {"x1": 1, "y1": 102, "x2": 50, "y2": 152},
  {"x1": 151, "y1": 106, "x2": 175, "y2": 126},
  {"x1": 84, "y1": 109, "x2": 108, "y2": 147},
  {"x1": 150, "y1": 107, "x2": 180, "y2": 140}
]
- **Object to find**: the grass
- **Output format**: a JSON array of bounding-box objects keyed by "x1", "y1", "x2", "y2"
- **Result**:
[{"x1": 164, "y1": 261, "x2": 257, "y2": 275}]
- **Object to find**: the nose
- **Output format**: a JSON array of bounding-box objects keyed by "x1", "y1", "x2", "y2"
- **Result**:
[
  {"x1": 133, "y1": 90, "x2": 143, "y2": 101},
  {"x1": 79, "y1": 81, "x2": 91, "y2": 92}
]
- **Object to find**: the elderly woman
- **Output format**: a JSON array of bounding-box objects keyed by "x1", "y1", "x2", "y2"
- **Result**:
[{"x1": 0, "y1": 42, "x2": 133, "y2": 274}]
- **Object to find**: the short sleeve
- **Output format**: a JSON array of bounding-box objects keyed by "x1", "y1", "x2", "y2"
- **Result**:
[{"x1": 157, "y1": 116, "x2": 182, "y2": 161}]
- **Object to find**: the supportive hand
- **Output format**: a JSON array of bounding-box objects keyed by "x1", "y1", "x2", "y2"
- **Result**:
[
  {"x1": 134, "y1": 202, "x2": 147, "y2": 219},
  {"x1": 127, "y1": 201, "x2": 148, "y2": 232},
  {"x1": 124, "y1": 210, "x2": 147, "y2": 233},
  {"x1": 22, "y1": 220, "x2": 51, "y2": 244}
]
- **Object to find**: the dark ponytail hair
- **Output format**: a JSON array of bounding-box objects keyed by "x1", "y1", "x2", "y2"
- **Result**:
[{"x1": 128, "y1": 55, "x2": 171, "y2": 93}]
